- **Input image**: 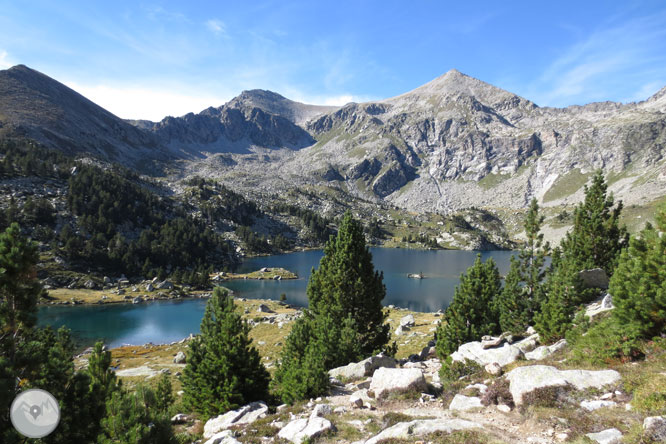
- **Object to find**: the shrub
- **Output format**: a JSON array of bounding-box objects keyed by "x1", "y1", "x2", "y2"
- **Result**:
[{"x1": 481, "y1": 378, "x2": 514, "y2": 408}]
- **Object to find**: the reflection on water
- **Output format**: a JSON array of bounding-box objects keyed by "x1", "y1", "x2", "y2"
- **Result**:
[{"x1": 38, "y1": 248, "x2": 515, "y2": 348}]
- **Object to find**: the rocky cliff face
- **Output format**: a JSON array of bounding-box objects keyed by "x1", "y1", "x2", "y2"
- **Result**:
[{"x1": 2, "y1": 65, "x2": 664, "y2": 214}]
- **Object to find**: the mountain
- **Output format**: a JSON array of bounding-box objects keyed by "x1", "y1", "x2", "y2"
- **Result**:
[
  {"x1": 0, "y1": 65, "x2": 165, "y2": 164},
  {"x1": 2, "y1": 65, "x2": 665, "y2": 223}
]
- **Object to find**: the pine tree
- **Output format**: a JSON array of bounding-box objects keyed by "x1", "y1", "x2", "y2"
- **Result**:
[
  {"x1": 182, "y1": 287, "x2": 269, "y2": 418},
  {"x1": 274, "y1": 211, "x2": 391, "y2": 403},
  {"x1": 155, "y1": 373, "x2": 174, "y2": 414},
  {"x1": 610, "y1": 206, "x2": 666, "y2": 340},
  {"x1": 495, "y1": 199, "x2": 550, "y2": 333},
  {"x1": 559, "y1": 170, "x2": 628, "y2": 278},
  {"x1": 497, "y1": 255, "x2": 530, "y2": 334},
  {"x1": 98, "y1": 385, "x2": 178, "y2": 444},
  {"x1": 306, "y1": 210, "x2": 390, "y2": 360},
  {"x1": 435, "y1": 255, "x2": 501, "y2": 357}
]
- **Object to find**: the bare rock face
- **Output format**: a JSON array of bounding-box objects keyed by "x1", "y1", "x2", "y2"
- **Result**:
[
  {"x1": 328, "y1": 354, "x2": 396, "y2": 381},
  {"x1": 585, "y1": 428, "x2": 623, "y2": 444},
  {"x1": 203, "y1": 402, "x2": 268, "y2": 439},
  {"x1": 369, "y1": 367, "x2": 427, "y2": 400},
  {"x1": 451, "y1": 341, "x2": 524, "y2": 367},
  {"x1": 364, "y1": 418, "x2": 481, "y2": 444},
  {"x1": 505, "y1": 365, "x2": 621, "y2": 405},
  {"x1": 277, "y1": 416, "x2": 335, "y2": 444},
  {"x1": 203, "y1": 430, "x2": 242, "y2": 444}
]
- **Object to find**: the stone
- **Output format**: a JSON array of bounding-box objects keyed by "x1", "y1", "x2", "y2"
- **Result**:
[
  {"x1": 526, "y1": 326, "x2": 537, "y2": 335},
  {"x1": 203, "y1": 430, "x2": 242, "y2": 444},
  {"x1": 145, "y1": 284, "x2": 154, "y2": 292},
  {"x1": 496, "y1": 404, "x2": 512, "y2": 413},
  {"x1": 132, "y1": 296, "x2": 143, "y2": 304},
  {"x1": 485, "y1": 362, "x2": 503, "y2": 376},
  {"x1": 171, "y1": 413, "x2": 190, "y2": 424},
  {"x1": 84, "y1": 279, "x2": 97, "y2": 289},
  {"x1": 156, "y1": 280, "x2": 174, "y2": 290},
  {"x1": 203, "y1": 402, "x2": 269, "y2": 439},
  {"x1": 310, "y1": 404, "x2": 332, "y2": 419},
  {"x1": 449, "y1": 394, "x2": 483, "y2": 411},
  {"x1": 257, "y1": 304, "x2": 275, "y2": 313},
  {"x1": 505, "y1": 365, "x2": 621, "y2": 405},
  {"x1": 602, "y1": 293, "x2": 613, "y2": 308},
  {"x1": 643, "y1": 416, "x2": 666, "y2": 441},
  {"x1": 580, "y1": 400, "x2": 616, "y2": 411},
  {"x1": 514, "y1": 334, "x2": 540, "y2": 353},
  {"x1": 103, "y1": 276, "x2": 111, "y2": 284},
  {"x1": 364, "y1": 419, "x2": 481, "y2": 444},
  {"x1": 400, "y1": 314, "x2": 415, "y2": 327},
  {"x1": 579, "y1": 268, "x2": 610, "y2": 289},
  {"x1": 419, "y1": 345, "x2": 437, "y2": 360},
  {"x1": 525, "y1": 339, "x2": 567, "y2": 360},
  {"x1": 329, "y1": 354, "x2": 396, "y2": 381},
  {"x1": 464, "y1": 383, "x2": 488, "y2": 394},
  {"x1": 350, "y1": 394, "x2": 363, "y2": 408},
  {"x1": 481, "y1": 336, "x2": 504, "y2": 349},
  {"x1": 585, "y1": 428, "x2": 622, "y2": 444},
  {"x1": 173, "y1": 351, "x2": 186, "y2": 364},
  {"x1": 395, "y1": 325, "x2": 410, "y2": 335},
  {"x1": 451, "y1": 341, "x2": 524, "y2": 367},
  {"x1": 278, "y1": 416, "x2": 335, "y2": 444},
  {"x1": 369, "y1": 367, "x2": 427, "y2": 400}
]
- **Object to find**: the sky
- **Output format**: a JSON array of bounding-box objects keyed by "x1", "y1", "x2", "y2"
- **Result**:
[{"x1": 1, "y1": 0, "x2": 665, "y2": 121}]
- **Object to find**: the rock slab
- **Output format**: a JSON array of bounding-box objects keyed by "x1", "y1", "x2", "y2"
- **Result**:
[
  {"x1": 505, "y1": 365, "x2": 621, "y2": 405},
  {"x1": 585, "y1": 428, "x2": 622, "y2": 444},
  {"x1": 203, "y1": 402, "x2": 268, "y2": 439},
  {"x1": 449, "y1": 394, "x2": 483, "y2": 411},
  {"x1": 643, "y1": 416, "x2": 666, "y2": 441},
  {"x1": 364, "y1": 419, "x2": 481, "y2": 444},
  {"x1": 278, "y1": 417, "x2": 335, "y2": 444},
  {"x1": 329, "y1": 354, "x2": 396, "y2": 381},
  {"x1": 203, "y1": 430, "x2": 241, "y2": 444},
  {"x1": 452, "y1": 341, "x2": 524, "y2": 367},
  {"x1": 369, "y1": 367, "x2": 427, "y2": 400}
]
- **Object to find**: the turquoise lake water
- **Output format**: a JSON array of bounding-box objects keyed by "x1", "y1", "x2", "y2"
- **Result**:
[{"x1": 38, "y1": 248, "x2": 515, "y2": 348}]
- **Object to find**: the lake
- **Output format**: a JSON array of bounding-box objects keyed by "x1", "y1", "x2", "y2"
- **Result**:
[{"x1": 38, "y1": 248, "x2": 515, "y2": 348}]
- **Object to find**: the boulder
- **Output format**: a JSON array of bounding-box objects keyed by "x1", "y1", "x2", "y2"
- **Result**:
[
  {"x1": 171, "y1": 413, "x2": 190, "y2": 424},
  {"x1": 84, "y1": 279, "x2": 97, "y2": 289},
  {"x1": 449, "y1": 394, "x2": 483, "y2": 411},
  {"x1": 257, "y1": 304, "x2": 275, "y2": 313},
  {"x1": 394, "y1": 325, "x2": 409, "y2": 336},
  {"x1": 310, "y1": 404, "x2": 332, "y2": 419},
  {"x1": 278, "y1": 416, "x2": 335, "y2": 444},
  {"x1": 505, "y1": 365, "x2": 621, "y2": 405},
  {"x1": 514, "y1": 334, "x2": 540, "y2": 353},
  {"x1": 451, "y1": 341, "x2": 524, "y2": 367},
  {"x1": 400, "y1": 314, "x2": 415, "y2": 327},
  {"x1": 585, "y1": 428, "x2": 622, "y2": 444},
  {"x1": 203, "y1": 402, "x2": 268, "y2": 439},
  {"x1": 349, "y1": 394, "x2": 364, "y2": 408},
  {"x1": 481, "y1": 335, "x2": 505, "y2": 349},
  {"x1": 579, "y1": 268, "x2": 609, "y2": 289},
  {"x1": 145, "y1": 284, "x2": 154, "y2": 292},
  {"x1": 103, "y1": 276, "x2": 111, "y2": 284},
  {"x1": 364, "y1": 419, "x2": 481, "y2": 444},
  {"x1": 369, "y1": 367, "x2": 427, "y2": 400},
  {"x1": 156, "y1": 280, "x2": 174, "y2": 290},
  {"x1": 580, "y1": 400, "x2": 616, "y2": 411},
  {"x1": 328, "y1": 354, "x2": 396, "y2": 381},
  {"x1": 203, "y1": 430, "x2": 242, "y2": 444},
  {"x1": 132, "y1": 297, "x2": 143, "y2": 304},
  {"x1": 485, "y1": 362, "x2": 503, "y2": 376},
  {"x1": 643, "y1": 416, "x2": 666, "y2": 441},
  {"x1": 173, "y1": 351, "x2": 186, "y2": 364},
  {"x1": 525, "y1": 339, "x2": 567, "y2": 360}
]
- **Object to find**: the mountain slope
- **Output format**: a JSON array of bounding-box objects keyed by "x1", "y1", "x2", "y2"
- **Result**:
[{"x1": 0, "y1": 65, "x2": 166, "y2": 163}]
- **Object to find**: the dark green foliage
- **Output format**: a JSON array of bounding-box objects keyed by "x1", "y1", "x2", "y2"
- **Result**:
[
  {"x1": 155, "y1": 373, "x2": 174, "y2": 414},
  {"x1": 0, "y1": 224, "x2": 114, "y2": 443},
  {"x1": 88, "y1": 341, "x2": 119, "y2": 403},
  {"x1": 235, "y1": 225, "x2": 272, "y2": 253},
  {"x1": 438, "y1": 357, "x2": 482, "y2": 387},
  {"x1": 97, "y1": 385, "x2": 178, "y2": 444},
  {"x1": 496, "y1": 199, "x2": 550, "y2": 334},
  {"x1": 610, "y1": 207, "x2": 666, "y2": 341},
  {"x1": 306, "y1": 211, "x2": 390, "y2": 359},
  {"x1": 559, "y1": 170, "x2": 628, "y2": 278},
  {"x1": 186, "y1": 176, "x2": 261, "y2": 226},
  {"x1": 182, "y1": 287, "x2": 269, "y2": 418},
  {"x1": 497, "y1": 256, "x2": 529, "y2": 334},
  {"x1": 435, "y1": 255, "x2": 501, "y2": 357},
  {"x1": 271, "y1": 202, "x2": 333, "y2": 244},
  {"x1": 273, "y1": 211, "x2": 391, "y2": 403},
  {"x1": 569, "y1": 317, "x2": 643, "y2": 365},
  {"x1": 0, "y1": 139, "x2": 75, "y2": 180}
]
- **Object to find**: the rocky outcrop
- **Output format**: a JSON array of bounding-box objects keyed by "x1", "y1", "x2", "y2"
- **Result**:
[
  {"x1": 449, "y1": 394, "x2": 483, "y2": 411},
  {"x1": 585, "y1": 428, "x2": 623, "y2": 444},
  {"x1": 505, "y1": 365, "x2": 621, "y2": 405},
  {"x1": 278, "y1": 416, "x2": 335, "y2": 444},
  {"x1": 451, "y1": 341, "x2": 524, "y2": 367},
  {"x1": 203, "y1": 402, "x2": 268, "y2": 439},
  {"x1": 364, "y1": 419, "x2": 481, "y2": 444},
  {"x1": 369, "y1": 367, "x2": 427, "y2": 400},
  {"x1": 328, "y1": 354, "x2": 396, "y2": 381},
  {"x1": 203, "y1": 430, "x2": 242, "y2": 444},
  {"x1": 579, "y1": 268, "x2": 610, "y2": 289}
]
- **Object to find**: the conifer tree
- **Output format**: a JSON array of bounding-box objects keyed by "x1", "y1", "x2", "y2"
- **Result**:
[
  {"x1": 182, "y1": 287, "x2": 269, "y2": 418},
  {"x1": 274, "y1": 211, "x2": 391, "y2": 403},
  {"x1": 155, "y1": 373, "x2": 174, "y2": 414},
  {"x1": 496, "y1": 198, "x2": 550, "y2": 333},
  {"x1": 306, "y1": 211, "x2": 390, "y2": 359},
  {"x1": 610, "y1": 206, "x2": 666, "y2": 340},
  {"x1": 559, "y1": 170, "x2": 628, "y2": 278},
  {"x1": 435, "y1": 255, "x2": 501, "y2": 357}
]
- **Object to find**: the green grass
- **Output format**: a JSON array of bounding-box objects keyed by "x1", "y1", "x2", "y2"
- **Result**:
[
  {"x1": 478, "y1": 172, "x2": 510, "y2": 190},
  {"x1": 543, "y1": 168, "x2": 591, "y2": 202}
]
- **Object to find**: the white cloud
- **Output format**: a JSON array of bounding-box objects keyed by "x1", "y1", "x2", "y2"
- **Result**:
[
  {"x1": 206, "y1": 19, "x2": 226, "y2": 36},
  {"x1": 64, "y1": 81, "x2": 229, "y2": 121},
  {"x1": 0, "y1": 50, "x2": 14, "y2": 69},
  {"x1": 526, "y1": 13, "x2": 666, "y2": 106}
]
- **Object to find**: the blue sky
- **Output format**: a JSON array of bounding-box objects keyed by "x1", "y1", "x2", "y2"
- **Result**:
[{"x1": 1, "y1": 0, "x2": 665, "y2": 120}]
